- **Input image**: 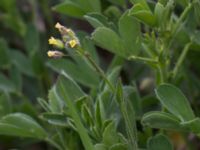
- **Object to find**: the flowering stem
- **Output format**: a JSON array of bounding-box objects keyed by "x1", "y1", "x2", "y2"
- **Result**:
[
  {"x1": 84, "y1": 51, "x2": 115, "y2": 92},
  {"x1": 76, "y1": 47, "x2": 115, "y2": 92}
]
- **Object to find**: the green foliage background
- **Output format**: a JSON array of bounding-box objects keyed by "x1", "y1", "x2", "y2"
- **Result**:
[{"x1": 0, "y1": 0, "x2": 200, "y2": 149}]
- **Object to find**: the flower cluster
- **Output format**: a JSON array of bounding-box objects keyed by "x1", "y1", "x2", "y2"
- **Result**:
[{"x1": 47, "y1": 22, "x2": 80, "y2": 58}]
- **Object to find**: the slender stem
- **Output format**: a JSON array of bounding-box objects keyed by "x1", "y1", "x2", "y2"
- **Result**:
[
  {"x1": 157, "y1": 64, "x2": 165, "y2": 85},
  {"x1": 77, "y1": 47, "x2": 115, "y2": 92},
  {"x1": 174, "y1": 3, "x2": 192, "y2": 33},
  {"x1": 128, "y1": 55, "x2": 158, "y2": 63},
  {"x1": 172, "y1": 42, "x2": 191, "y2": 78},
  {"x1": 168, "y1": 3, "x2": 192, "y2": 48}
]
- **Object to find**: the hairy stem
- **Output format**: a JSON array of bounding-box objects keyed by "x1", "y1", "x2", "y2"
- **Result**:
[{"x1": 77, "y1": 47, "x2": 115, "y2": 92}]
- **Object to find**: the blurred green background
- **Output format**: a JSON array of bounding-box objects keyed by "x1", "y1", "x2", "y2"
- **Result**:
[{"x1": 1, "y1": 0, "x2": 200, "y2": 149}]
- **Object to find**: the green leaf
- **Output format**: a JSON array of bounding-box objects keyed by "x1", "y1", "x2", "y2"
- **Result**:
[
  {"x1": 56, "y1": 74, "x2": 94, "y2": 150},
  {"x1": 40, "y1": 113, "x2": 68, "y2": 127},
  {"x1": 129, "y1": 3, "x2": 156, "y2": 26},
  {"x1": 24, "y1": 24, "x2": 39, "y2": 54},
  {"x1": 84, "y1": 13, "x2": 110, "y2": 28},
  {"x1": 0, "y1": 73, "x2": 16, "y2": 93},
  {"x1": 92, "y1": 27, "x2": 126, "y2": 57},
  {"x1": 141, "y1": 111, "x2": 188, "y2": 131},
  {"x1": 104, "y1": 66, "x2": 121, "y2": 92},
  {"x1": 53, "y1": 1, "x2": 86, "y2": 18},
  {"x1": 9, "y1": 65, "x2": 22, "y2": 91},
  {"x1": 95, "y1": 99, "x2": 103, "y2": 129},
  {"x1": 102, "y1": 121, "x2": 119, "y2": 146},
  {"x1": 75, "y1": 96, "x2": 89, "y2": 112},
  {"x1": 118, "y1": 11, "x2": 141, "y2": 56},
  {"x1": 154, "y1": 2, "x2": 165, "y2": 27},
  {"x1": 147, "y1": 134, "x2": 173, "y2": 150},
  {"x1": 47, "y1": 58, "x2": 99, "y2": 88},
  {"x1": 48, "y1": 86, "x2": 64, "y2": 113},
  {"x1": 78, "y1": 0, "x2": 101, "y2": 12},
  {"x1": 1, "y1": 5, "x2": 26, "y2": 36},
  {"x1": 57, "y1": 71, "x2": 85, "y2": 101},
  {"x1": 94, "y1": 143, "x2": 107, "y2": 150},
  {"x1": 155, "y1": 84, "x2": 195, "y2": 121},
  {"x1": 123, "y1": 84, "x2": 142, "y2": 117},
  {"x1": 116, "y1": 80, "x2": 137, "y2": 149},
  {"x1": 81, "y1": 104, "x2": 94, "y2": 126},
  {"x1": 10, "y1": 50, "x2": 34, "y2": 77},
  {"x1": 129, "y1": 0, "x2": 150, "y2": 10},
  {"x1": 194, "y1": 0, "x2": 200, "y2": 23},
  {"x1": 0, "y1": 39, "x2": 10, "y2": 69},
  {"x1": 181, "y1": 118, "x2": 200, "y2": 135},
  {"x1": 0, "y1": 113, "x2": 47, "y2": 139},
  {"x1": 0, "y1": 93, "x2": 11, "y2": 117},
  {"x1": 104, "y1": 6, "x2": 122, "y2": 23},
  {"x1": 37, "y1": 98, "x2": 51, "y2": 112},
  {"x1": 31, "y1": 51, "x2": 45, "y2": 76}
]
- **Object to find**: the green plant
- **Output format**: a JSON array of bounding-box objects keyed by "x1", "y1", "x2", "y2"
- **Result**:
[{"x1": 0, "y1": 0, "x2": 200, "y2": 149}]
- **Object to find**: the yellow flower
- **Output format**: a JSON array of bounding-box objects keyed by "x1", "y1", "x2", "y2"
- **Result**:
[
  {"x1": 48, "y1": 37, "x2": 57, "y2": 45},
  {"x1": 69, "y1": 39, "x2": 78, "y2": 48},
  {"x1": 48, "y1": 37, "x2": 64, "y2": 48},
  {"x1": 47, "y1": 50, "x2": 64, "y2": 58}
]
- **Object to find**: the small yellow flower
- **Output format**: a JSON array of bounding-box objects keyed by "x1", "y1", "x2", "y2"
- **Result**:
[
  {"x1": 48, "y1": 37, "x2": 64, "y2": 48},
  {"x1": 47, "y1": 50, "x2": 64, "y2": 58},
  {"x1": 48, "y1": 37, "x2": 57, "y2": 45},
  {"x1": 69, "y1": 39, "x2": 78, "y2": 48}
]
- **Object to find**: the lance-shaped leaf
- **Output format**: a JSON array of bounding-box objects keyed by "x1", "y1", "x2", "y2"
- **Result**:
[
  {"x1": 0, "y1": 113, "x2": 47, "y2": 139},
  {"x1": 40, "y1": 113, "x2": 68, "y2": 127},
  {"x1": 55, "y1": 74, "x2": 94, "y2": 150}
]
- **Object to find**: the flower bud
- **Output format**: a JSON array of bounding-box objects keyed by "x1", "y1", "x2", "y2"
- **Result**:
[
  {"x1": 47, "y1": 50, "x2": 64, "y2": 58},
  {"x1": 55, "y1": 22, "x2": 75, "y2": 38}
]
